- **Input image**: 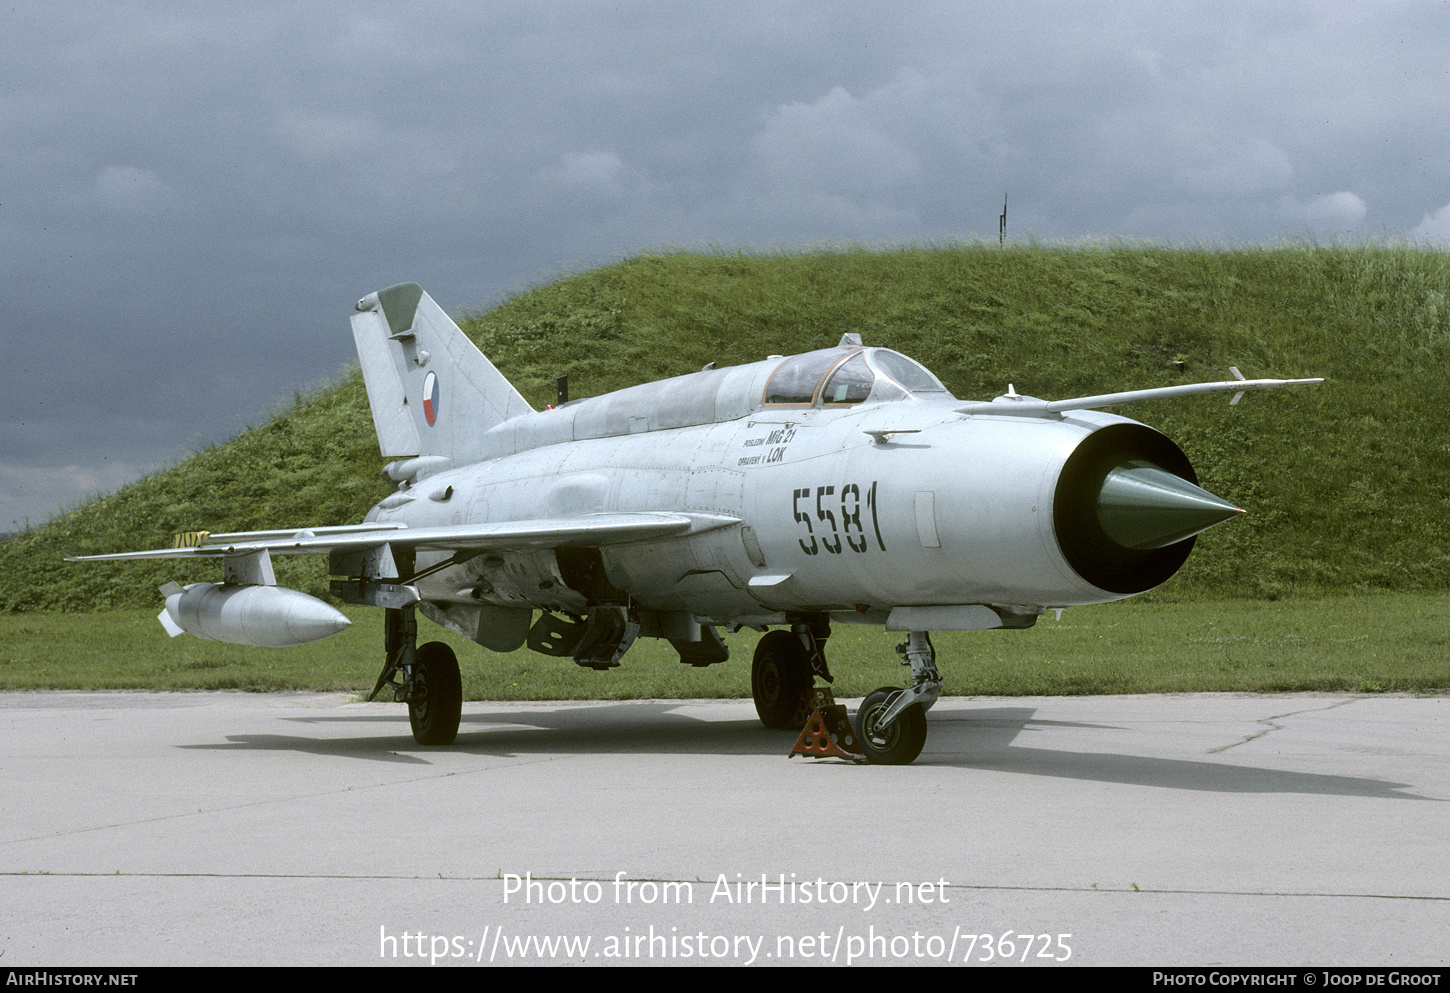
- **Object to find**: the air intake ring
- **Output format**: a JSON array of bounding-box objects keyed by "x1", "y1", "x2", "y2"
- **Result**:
[{"x1": 1053, "y1": 424, "x2": 1238, "y2": 595}]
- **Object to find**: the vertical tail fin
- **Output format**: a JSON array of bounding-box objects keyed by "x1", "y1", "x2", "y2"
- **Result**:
[{"x1": 350, "y1": 283, "x2": 533, "y2": 464}]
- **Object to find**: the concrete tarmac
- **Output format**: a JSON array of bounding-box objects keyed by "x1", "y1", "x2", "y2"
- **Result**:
[{"x1": 1, "y1": 691, "x2": 1446, "y2": 967}]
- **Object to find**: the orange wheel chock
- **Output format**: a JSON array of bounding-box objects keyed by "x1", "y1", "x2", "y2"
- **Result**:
[{"x1": 788, "y1": 702, "x2": 868, "y2": 763}]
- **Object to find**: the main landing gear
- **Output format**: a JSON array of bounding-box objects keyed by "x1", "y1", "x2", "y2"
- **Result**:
[
  {"x1": 751, "y1": 632, "x2": 812, "y2": 729},
  {"x1": 751, "y1": 619, "x2": 833, "y2": 730},
  {"x1": 370, "y1": 605, "x2": 462, "y2": 746},
  {"x1": 750, "y1": 623, "x2": 943, "y2": 766}
]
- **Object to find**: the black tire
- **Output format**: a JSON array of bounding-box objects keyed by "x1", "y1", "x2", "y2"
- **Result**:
[
  {"x1": 409, "y1": 641, "x2": 462, "y2": 746},
  {"x1": 855, "y1": 685, "x2": 927, "y2": 765},
  {"x1": 751, "y1": 630, "x2": 811, "y2": 729}
]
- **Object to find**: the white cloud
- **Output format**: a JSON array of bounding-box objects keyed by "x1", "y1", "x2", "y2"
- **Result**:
[
  {"x1": 1276, "y1": 191, "x2": 1368, "y2": 232},
  {"x1": 752, "y1": 84, "x2": 923, "y2": 198},
  {"x1": 1410, "y1": 203, "x2": 1450, "y2": 242},
  {"x1": 737, "y1": 68, "x2": 996, "y2": 235}
]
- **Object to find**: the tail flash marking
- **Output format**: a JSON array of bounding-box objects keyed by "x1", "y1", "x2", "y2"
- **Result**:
[{"x1": 423, "y1": 371, "x2": 439, "y2": 426}]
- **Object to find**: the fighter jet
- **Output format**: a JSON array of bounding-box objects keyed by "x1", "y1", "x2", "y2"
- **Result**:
[{"x1": 71, "y1": 282, "x2": 1321, "y2": 764}]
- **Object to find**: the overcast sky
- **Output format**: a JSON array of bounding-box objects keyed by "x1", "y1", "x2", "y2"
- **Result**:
[{"x1": 3, "y1": 1, "x2": 1447, "y2": 528}]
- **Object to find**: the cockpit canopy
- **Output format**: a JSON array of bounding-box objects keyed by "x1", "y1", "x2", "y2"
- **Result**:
[{"x1": 763, "y1": 347, "x2": 951, "y2": 407}]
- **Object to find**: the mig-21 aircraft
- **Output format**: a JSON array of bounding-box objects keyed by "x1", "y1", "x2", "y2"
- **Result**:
[{"x1": 72, "y1": 282, "x2": 1321, "y2": 764}]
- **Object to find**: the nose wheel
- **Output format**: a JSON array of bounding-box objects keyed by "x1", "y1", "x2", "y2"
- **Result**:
[
  {"x1": 855, "y1": 686, "x2": 927, "y2": 765},
  {"x1": 853, "y1": 631, "x2": 941, "y2": 765}
]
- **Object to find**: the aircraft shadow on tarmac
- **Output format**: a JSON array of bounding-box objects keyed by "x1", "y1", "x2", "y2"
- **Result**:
[{"x1": 179, "y1": 703, "x2": 1439, "y2": 802}]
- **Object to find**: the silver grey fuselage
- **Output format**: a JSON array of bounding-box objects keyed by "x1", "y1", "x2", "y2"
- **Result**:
[{"x1": 369, "y1": 351, "x2": 1173, "y2": 632}]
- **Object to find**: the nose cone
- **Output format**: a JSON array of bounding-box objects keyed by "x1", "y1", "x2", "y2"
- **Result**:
[{"x1": 1097, "y1": 462, "x2": 1243, "y2": 550}]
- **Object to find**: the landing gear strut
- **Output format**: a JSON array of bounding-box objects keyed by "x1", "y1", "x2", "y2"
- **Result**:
[{"x1": 370, "y1": 605, "x2": 462, "y2": 746}]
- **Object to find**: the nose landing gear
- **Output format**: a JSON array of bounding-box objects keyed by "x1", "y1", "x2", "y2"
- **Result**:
[
  {"x1": 760, "y1": 626, "x2": 941, "y2": 766},
  {"x1": 852, "y1": 632, "x2": 939, "y2": 765}
]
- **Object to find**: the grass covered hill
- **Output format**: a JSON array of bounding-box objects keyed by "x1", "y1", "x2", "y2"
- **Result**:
[{"x1": 5, "y1": 242, "x2": 1448, "y2": 613}]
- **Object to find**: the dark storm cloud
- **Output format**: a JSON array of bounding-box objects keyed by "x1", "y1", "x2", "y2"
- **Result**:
[{"x1": 2, "y1": 0, "x2": 1447, "y2": 526}]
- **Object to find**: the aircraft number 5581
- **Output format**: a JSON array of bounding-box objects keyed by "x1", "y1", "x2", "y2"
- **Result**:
[{"x1": 792, "y1": 481, "x2": 886, "y2": 555}]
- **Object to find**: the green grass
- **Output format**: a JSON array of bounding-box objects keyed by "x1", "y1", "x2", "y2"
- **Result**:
[{"x1": 3, "y1": 593, "x2": 1444, "y2": 697}]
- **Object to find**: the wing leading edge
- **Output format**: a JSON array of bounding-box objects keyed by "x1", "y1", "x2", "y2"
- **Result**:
[{"x1": 67, "y1": 512, "x2": 737, "y2": 563}]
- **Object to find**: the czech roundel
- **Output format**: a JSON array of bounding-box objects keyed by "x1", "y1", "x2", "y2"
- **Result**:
[{"x1": 422, "y1": 371, "x2": 440, "y2": 426}]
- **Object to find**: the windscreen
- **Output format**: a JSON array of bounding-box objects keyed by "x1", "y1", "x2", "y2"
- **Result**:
[{"x1": 871, "y1": 350, "x2": 948, "y2": 394}]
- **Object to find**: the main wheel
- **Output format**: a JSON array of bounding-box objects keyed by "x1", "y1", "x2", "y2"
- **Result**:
[
  {"x1": 409, "y1": 641, "x2": 462, "y2": 745},
  {"x1": 751, "y1": 630, "x2": 811, "y2": 729},
  {"x1": 855, "y1": 685, "x2": 927, "y2": 765}
]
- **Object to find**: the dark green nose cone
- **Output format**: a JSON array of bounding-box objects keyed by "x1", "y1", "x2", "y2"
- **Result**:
[{"x1": 1097, "y1": 462, "x2": 1242, "y2": 550}]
